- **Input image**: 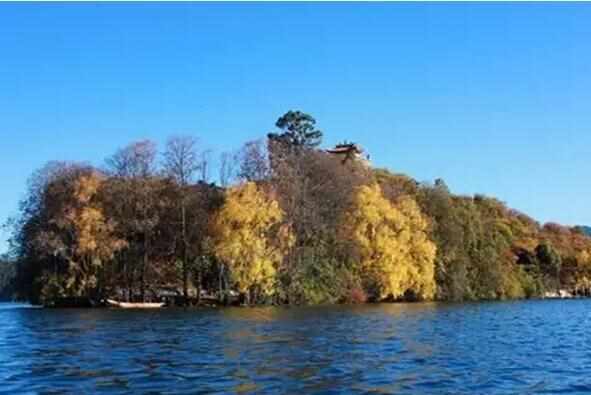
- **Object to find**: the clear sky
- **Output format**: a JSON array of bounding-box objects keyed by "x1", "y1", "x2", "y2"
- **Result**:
[{"x1": 1, "y1": 3, "x2": 590, "y2": 253}]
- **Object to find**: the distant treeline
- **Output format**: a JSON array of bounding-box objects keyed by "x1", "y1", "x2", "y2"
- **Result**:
[{"x1": 5, "y1": 111, "x2": 591, "y2": 305}]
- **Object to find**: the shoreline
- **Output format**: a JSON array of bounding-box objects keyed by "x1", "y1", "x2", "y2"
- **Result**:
[{"x1": 32, "y1": 294, "x2": 591, "y2": 309}]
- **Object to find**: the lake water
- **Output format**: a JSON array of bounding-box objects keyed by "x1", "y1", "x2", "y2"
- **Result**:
[{"x1": 1, "y1": 300, "x2": 591, "y2": 394}]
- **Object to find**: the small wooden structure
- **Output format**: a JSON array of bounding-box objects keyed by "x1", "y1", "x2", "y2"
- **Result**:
[{"x1": 326, "y1": 142, "x2": 370, "y2": 165}]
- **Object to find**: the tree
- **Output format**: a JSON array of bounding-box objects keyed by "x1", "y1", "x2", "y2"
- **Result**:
[
  {"x1": 163, "y1": 136, "x2": 201, "y2": 302},
  {"x1": 8, "y1": 161, "x2": 88, "y2": 302},
  {"x1": 66, "y1": 172, "x2": 127, "y2": 296},
  {"x1": 268, "y1": 110, "x2": 323, "y2": 151},
  {"x1": 342, "y1": 184, "x2": 436, "y2": 301},
  {"x1": 535, "y1": 243, "x2": 562, "y2": 291},
  {"x1": 163, "y1": 136, "x2": 201, "y2": 185},
  {"x1": 218, "y1": 151, "x2": 238, "y2": 188},
  {"x1": 27, "y1": 170, "x2": 126, "y2": 301},
  {"x1": 238, "y1": 139, "x2": 270, "y2": 182},
  {"x1": 104, "y1": 140, "x2": 162, "y2": 302},
  {"x1": 211, "y1": 182, "x2": 293, "y2": 304},
  {"x1": 464, "y1": 196, "x2": 522, "y2": 299},
  {"x1": 269, "y1": 147, "x2": 369, "y2": 303},
  {"x1": 418, "y1": 180, "x2": 471, "y2": 301},
  {"x1": 105, "y1": 140, "x2": 157, "y2": 178},
  {"x1": 197, "y1": 149, "x2": 212, "y2": 183}
]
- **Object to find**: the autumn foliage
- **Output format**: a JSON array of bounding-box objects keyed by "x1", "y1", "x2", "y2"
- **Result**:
[
  {"x1": 211, "y1": 182, "x2": 293, "y2": 303},
  {"x1": 343, "y1": 184, "x2": 436, "y2": 301},
  {"x1": 6, "y1": 110, "x2": 591, "y2": 305}
]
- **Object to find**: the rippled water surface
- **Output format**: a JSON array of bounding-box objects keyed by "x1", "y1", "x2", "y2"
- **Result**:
[{"x1": 1, "y1": 300, "x2": 591, "y2": 394}]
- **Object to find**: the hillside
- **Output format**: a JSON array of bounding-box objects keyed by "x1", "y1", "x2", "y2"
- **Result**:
[{"x1": 7, "y1": 111, "x2": 591, "y2": 305}]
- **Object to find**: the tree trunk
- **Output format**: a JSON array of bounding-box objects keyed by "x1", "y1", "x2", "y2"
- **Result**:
[
  {"x1": 197, "y1": 266, "x2": 202, "y2": 304},
  {"x1": 182, "y1": 202, "x2": 189, "y2": 305},
  {"x1": 141, "y1": 236, "x2": 148, "y2": 302},
  {"x1": 219, "y1": 263, "x2": 224, "y2": 303},
  {"x1": 124, "y1": 258, "x2": 131, "y2": 302}
]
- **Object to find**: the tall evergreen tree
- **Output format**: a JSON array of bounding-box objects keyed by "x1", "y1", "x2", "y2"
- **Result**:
[{"x1": 268, "y1": 110, "x2": 323, "y2": 151}]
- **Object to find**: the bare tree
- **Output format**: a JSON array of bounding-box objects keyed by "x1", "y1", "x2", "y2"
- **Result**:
[
  {"x1": 198, "y1": 149, "x2": 212, "y2": 183},
  {"x1": 163, "y1": 136, "x2": 201, "y2": 186},
  {"x1": 218, "y1": 151, "x2": 238, "y2": 188},
  {"x1": 238, "y1": 139, "x2": 270, "y2": 182},
  {"x1": 162, "y1": 136, "x2": 202, "y2": 303},
  {"x1": 105, "y1": 140, "x2": 157, "y2": 178}
]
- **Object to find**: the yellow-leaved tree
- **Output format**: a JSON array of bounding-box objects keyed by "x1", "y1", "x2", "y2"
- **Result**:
[
  {"x1": 38, "y1": 171, "x2": 127, "y2": 300},
  {"x1": 62, "y1": 172, "x2": 127, "y2": 295},
  {"x1": 211, "y1": 182, "x2": 293, "y2": 304},
  {"x1": 343, "y1": 183, "x2": 436, "y2": 300}
]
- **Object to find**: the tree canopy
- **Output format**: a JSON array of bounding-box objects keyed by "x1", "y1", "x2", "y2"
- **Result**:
[
  {"x1": 6, "y1": 111, "x2": 591, "y2": 306},
  {"x1": 211, "y1": 182, "x2": 293, "y2": 304},
  {"x1": 268, "y1": 110, "x2": 323, "y2": 150},
  {"x1": 343, "y1": 184, "x2": 436, "y2": 301}
]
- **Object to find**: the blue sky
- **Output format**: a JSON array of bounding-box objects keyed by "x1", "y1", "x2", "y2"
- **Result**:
[{"x1": 1, "y1": 3, "x2": 590, "y2": 253}]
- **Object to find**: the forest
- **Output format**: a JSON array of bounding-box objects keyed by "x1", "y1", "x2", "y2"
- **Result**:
[{"x1": 5, "y1": 110, "x2": 591, "y2": 306}]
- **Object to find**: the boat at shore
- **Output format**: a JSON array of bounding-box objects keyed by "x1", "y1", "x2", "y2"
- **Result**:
[
  {"x1": 106, "y1": 299, "x2": 164, "y2": 309},
  {"x1": 543, "y1": 289, "x2": 575, "y2": 299}
]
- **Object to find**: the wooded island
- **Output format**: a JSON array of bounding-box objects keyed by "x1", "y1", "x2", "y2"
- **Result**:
[{"x1": 3, "y1": 111, "x2": 591, "y2": 306}]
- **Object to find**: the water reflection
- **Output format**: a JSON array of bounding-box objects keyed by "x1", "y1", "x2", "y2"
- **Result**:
[{"x1": 2, "y1": 300, "x2": 591, "y2": 393}]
